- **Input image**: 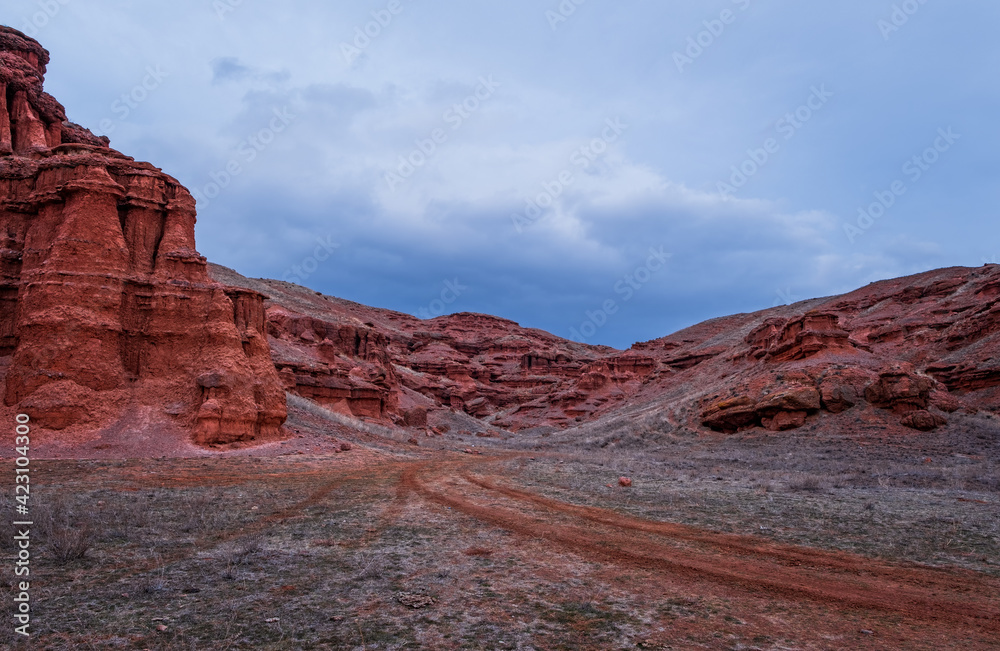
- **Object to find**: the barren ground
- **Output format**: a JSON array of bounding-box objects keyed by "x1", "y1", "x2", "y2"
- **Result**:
[{"x1": 3, "y1": 412, "x2": 999, "y2": 650}]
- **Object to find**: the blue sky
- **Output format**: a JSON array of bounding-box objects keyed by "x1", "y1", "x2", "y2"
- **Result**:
[{"x1": 4, "y1": 1, "x2": 998, "y2": 348}]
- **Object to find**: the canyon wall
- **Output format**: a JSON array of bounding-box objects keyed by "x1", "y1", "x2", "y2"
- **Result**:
[
  {"x1": 0, "y1": 26, "x2": 286, "y2": 445},
  {"x1": 214, "y1": 261, "x2": 1000, "y2": 439}
]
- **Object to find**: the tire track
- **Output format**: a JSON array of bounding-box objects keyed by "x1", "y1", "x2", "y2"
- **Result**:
[
  {"x1": 404, "y1": 459, "x2": 1000, "y2": 634},
  {"x1": 461, "y1": 472, "x2": 988, "y2": 585}
]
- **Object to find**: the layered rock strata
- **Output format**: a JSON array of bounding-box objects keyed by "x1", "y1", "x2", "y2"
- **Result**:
[{"x1": 0, "y1": 27, "x2": 286, "y2": 444}]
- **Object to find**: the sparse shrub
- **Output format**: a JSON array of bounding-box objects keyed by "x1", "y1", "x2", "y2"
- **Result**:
[
  {"x1": 224, "y1": 531, "x2": 266, "y2": 570},
  {"x1": 178, "y1": 494, "x2": 225, "y2": 533},
  {"x1": 96, "y1": 497, "x2": 149, "y2": 542},
  {"x1": 353, "y1": 551, "x2": 385, "y2": 580},
  {"x1": 36, "y1": 497, "x2": 96, "y2": 564},
  {"x1": 237, "y1": 531, "x2": 265, "y2": 558},
  {"x1": 138, "y1": 553, "x2": 169, "y2": 594},
  {"x1": 789, "y1": 476, "x2": 824, "y2": 493}
]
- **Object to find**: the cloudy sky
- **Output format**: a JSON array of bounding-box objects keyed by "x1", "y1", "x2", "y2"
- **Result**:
[{"x1": 4, "y1": 1, "x2": 998, "y2": 348}]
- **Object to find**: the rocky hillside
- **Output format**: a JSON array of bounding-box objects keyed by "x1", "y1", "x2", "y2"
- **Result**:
[
  {"x1": 213, "y1": 262, "x2": 1000, "y2": 439},
  {"x1": 635, "y1": 265, "x2": 1000, "y2": 435},
  {"x1": 3, "y1": 24, "x2": 999, "y2": 455},
  {"x1": 210, "y1": 264, "x2": 651, "y2": 434}
]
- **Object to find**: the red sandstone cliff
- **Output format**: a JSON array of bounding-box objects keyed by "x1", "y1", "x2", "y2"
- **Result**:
[
  {"x1": 212, "y1": 262, "x2": 1000, "y2": 440},
  {"x1": 0, "y1": 27, "x2": 286, "y2": 446}
]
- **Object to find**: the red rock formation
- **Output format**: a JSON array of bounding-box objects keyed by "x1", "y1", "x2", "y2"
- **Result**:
[
  {"x1": 211, "y1": 264, "x2": 650, "y2": 432},
  {"x1": 0, "y1": 27, "x2": 286, "y2": 445},
  {"x1": 265, "y1": 306, "x2": 398, "y2": 419},
  {"x1": 864, "y1": 365, "x2": 934, "y2": 414},
  {"x1": 900, "y1": 410, "x2": 947, "y2": 432},
  {"x1": 685, "y1": 266, "x2": 1000, "y2": 434},
  {"x1": 745, "y1": 312, "x2": 856, "y2": 362},
  {"x1": 212, "y1": 261, "x2": 1000, "y2": 439},
  {"x1": 700, "y1": 383, "x2": 823, "y2": 433}
]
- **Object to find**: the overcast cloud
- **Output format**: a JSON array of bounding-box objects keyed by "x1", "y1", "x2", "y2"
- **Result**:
[{"x1": 4, "y1": 1, "x2": 998, "y2": 347}]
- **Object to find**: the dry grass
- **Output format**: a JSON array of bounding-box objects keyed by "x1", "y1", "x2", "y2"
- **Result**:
[
  {"x1": 788, "y1": 475, "x2": 826, "y2": 493},
  {"x1": 500, "y1": 440, "x2": 1000, "y2": 576},
  {"x1": 0, "y1": 406, "x2": 996, "y2": 649},
  {"x1": 0, "y1": 458, "x2": 684, "y2": 649},
  {"x1": 35, "y1": 496, "x2": 96, "y2": 564}
]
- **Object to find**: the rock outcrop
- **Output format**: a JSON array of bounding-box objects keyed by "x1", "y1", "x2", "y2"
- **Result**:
[
  {"x1": 0, "y1": 26, "x2": 286, "y2": 445},
  {"x1": 684, "y1": 266, "x2": 1000, "y2": 434},
  {"x1": 213, "y1": 261, "x2": 1000, "y2": 439},
  {"x1": 211, "y1": 264, "x2": 660, "y2": 432}
]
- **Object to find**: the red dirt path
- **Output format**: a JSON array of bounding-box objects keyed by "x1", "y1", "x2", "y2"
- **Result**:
[
  {"x1": 403, "y1": 456, "x2": 1000, "y2": 640},
  {"x1": 66, "y1": 451, "x2": 999, "y2": 647}
]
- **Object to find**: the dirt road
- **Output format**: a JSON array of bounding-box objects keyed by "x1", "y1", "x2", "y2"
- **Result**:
[
  {"x1": 403, "y1": 455, "x2": 1000, "y2": 639},
  {"x1": 59, "y1": 451, "x2": 997, "y2": 648}
]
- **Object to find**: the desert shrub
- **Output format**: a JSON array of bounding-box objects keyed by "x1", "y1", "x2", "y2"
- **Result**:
[
  {"x1": 788, "y1": 475, "x2": 825, "y2": 493},
  {"x1": 95, "y1": 496, "x2": 150, "y2": 542},
  {"x1": 352, "y1": 551, "x2": 386, "y2": 580},
  {"x1": 177, "y1": 493, "x2": 230, "y2": 534},
  {"x1": 36, "y1": 496, "x2": 96, "y2": 564},
  {"x1": 137, "y1": 551, "x2": 169, "y2": 594},
  {"x1": 237, "y1": 531, "x2": 265, "y2": 558},
  {"x1": 223, "y1": 532, "x2": 266, "y2": 572}
]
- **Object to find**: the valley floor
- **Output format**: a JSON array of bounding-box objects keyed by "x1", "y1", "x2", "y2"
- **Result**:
[{"x1": 3, "y1": 421, "x2": 999, "y2": 650}]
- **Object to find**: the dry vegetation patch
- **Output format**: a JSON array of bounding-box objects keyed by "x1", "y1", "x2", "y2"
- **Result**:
[{"x1": 0, "y1": 423, "x2": 996, "y2": 649}]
